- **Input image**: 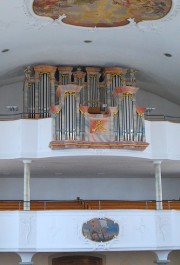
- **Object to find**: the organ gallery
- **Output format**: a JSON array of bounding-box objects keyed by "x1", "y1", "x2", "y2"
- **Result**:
[{"x1": 23, "y1": 65, "x2": 149, "y2": 150}]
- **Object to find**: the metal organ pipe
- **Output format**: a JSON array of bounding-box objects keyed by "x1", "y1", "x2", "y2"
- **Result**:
[
  {"x1": 32, "y1": 83, "x2": 35, "y2": 118},
  {"x1": 136, "y1": 113, "x2": 140, "y2": 142},
  {"x1": 23, "y1": 66, "x2": 148, "y2": 149},
  {"x1": 137, "y1": 113, "x2": 144, "y2": 142},
  {"x1": 132, "y1": 102, "x2": 135, "y2": 141},
  {"x1": 129, "y1": 97, "x2": 133, "y2": 141},
  {"x1": 78, "y1": 79, "x2": 84, "y2": 139},
  {"x1": 94, "y1": 76, "x2": 96, "y2": 105},
  {"x1": 73, "y1": 95, "x2": 76, "y2": 140},
  {"x1": 46, "y1": 74, "x2": 48, "y2": 117},
  {"x1": 67, "y1": 94, "x2": 69, "y2": 139},
  {"x1": 39, "y1": 73, "x2": 50, "y2": 118},
  {"x1": 91, "y1": 76, "x2": 94, "y2": 106},
  {"x1": 70, "y1": 94, "x2": 72, "y2": 139},
  {"x1": 62, "y1": 91, "x2": 78, "y2": 141}
]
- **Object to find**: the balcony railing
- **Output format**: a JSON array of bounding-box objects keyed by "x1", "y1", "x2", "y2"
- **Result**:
[
  {"x1": 145, "y1": 114, "x2": 180, "y2": 123},
  {"x1": 0, "y1": 200, "x2": 180, "y2": 211},
  {"x1": 0, "y1": 112, "x2": 50, "y2": 120}
]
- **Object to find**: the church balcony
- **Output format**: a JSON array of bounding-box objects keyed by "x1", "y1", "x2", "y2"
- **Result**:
[
  {"x1": 0, "y1": 117, "x2": 180, "y2": 160},
  {"x1": 0, "y1": 209, "x2": 179, "y2": 253}
]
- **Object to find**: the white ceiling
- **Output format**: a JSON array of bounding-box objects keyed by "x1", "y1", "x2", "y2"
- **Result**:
[
  {"x1": 0, "y1": 0, "x2": 180, "y2": 104},
  {"x1": 0, "y1": 0, "x2": 180, "y2": 179},
  {"x1": 0, "y1": 157, "x2": 180, "y2": 178}
]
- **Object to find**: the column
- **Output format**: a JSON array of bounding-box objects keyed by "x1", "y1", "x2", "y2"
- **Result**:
[
  {"x1": 23, "y1": 160, "x2": 31, "y2": 211},
  {"x1": 18, "y1": 252, "x2": 35, "y2": 265},
  {"x1": 154, "y1": 160, "x2": 163, "y2": 210}
]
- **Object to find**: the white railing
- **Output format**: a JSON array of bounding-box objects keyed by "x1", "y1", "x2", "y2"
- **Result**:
[
  {"x1": 0, "y1": 118, "x2": 180, "y2": 160},
  {"x1": 0, "y1": 210, "x2": 179, "y2": 252}
]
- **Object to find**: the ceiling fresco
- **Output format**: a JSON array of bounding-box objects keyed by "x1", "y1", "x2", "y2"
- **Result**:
[{"x1": 33, "y1": 0, "x2": 172, "y2": 27}]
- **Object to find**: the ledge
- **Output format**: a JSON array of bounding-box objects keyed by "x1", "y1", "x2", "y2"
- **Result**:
[{"x1": 49, "y1": 141, "x2": 149, "y2": 151}]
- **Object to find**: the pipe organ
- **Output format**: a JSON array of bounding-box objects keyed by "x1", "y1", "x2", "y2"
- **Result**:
[
  {"x1": 24, "y1": 65, "x2": 57, "y2": 118},
  {"x1": 23, "y1": 65, "x2": 148, "y2": 150}
]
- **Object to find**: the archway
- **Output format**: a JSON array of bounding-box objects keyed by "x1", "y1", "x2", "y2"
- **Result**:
[{"x1": 52, "y1": 255, "x2": 102, "y2": 265}]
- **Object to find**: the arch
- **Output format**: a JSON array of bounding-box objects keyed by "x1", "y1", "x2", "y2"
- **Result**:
[{"x1": 52, "y1": 255, "x2": 103, "y2": 265}]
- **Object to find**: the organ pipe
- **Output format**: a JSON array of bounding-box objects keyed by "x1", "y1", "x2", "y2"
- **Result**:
[{"x1": 23, "y1": 65, "x2": 148, "y2": 150}]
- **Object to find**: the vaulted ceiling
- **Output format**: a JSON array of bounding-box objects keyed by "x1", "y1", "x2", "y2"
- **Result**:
[
  {"x1": 1, "y1": 0, "x2": 180, "y2": 179},
  {"x1": 0, "y1": 0, "x2": 180, "y2": 105}
]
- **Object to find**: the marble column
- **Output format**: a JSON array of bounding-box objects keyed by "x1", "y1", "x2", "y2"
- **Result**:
[
  {"x1": 23, "y1": 160, "x2": 31, "y2": 211},
  {"x1": 154, "y1": 160, "x2": 163, "y2": 210}
]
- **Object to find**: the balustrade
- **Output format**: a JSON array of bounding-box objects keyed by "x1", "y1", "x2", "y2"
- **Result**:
[{"x1": 0, "y1": 200, "x2": 180, "y2": 211}]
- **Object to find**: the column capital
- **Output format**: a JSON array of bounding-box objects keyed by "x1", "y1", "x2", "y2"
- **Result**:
[
  {"x1": 153, "y1": 160, "x2": 162, "y2": 165},
  {"x1": 153, "y1": 250, "x2": 171, "y2": 265},
  {"x1": 23, "y1": 160, "x2": 32, "y2": 164},
  {"x1": 17, "y1": 252, "x2": 35, "y2": 264}
]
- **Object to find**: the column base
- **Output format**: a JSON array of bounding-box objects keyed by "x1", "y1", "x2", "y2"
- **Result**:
[
  {"x1": 154, "y1": 260, "x2": 170, "y2": 265},
  {"x1": 23, "y1": 201, "x2": 30, "y2": 211},
  {"x1": 19, "y1": 263, "x2": 33, "y2": 265}
]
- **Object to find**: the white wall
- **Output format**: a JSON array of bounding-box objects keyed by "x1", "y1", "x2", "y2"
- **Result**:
[
  {"x1": 137, "y1": 89, "x2": 180, "y2": 117},
  {"x1": 0, "y1": 177, "x2": 180, "y2": 201},
  {"x1": 0, "y1": 82, "x2": 23, "y2": 115}
]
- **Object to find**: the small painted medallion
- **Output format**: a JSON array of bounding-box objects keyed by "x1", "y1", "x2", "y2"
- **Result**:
[{"x1": 82, "y1": 218, "x2": 119, "y2": 242}]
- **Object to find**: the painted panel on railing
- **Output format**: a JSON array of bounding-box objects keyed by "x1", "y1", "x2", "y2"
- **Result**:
[
  {"x1": 82, "y1": 218, "x2": 119, "y2": 242},
  {"x1": 0, "y1": 210, "x2": 178, "y2": 252}
]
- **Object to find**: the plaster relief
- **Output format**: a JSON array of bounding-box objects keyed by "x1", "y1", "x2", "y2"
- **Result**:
[
  {"x1": 136, "y1": 218, "x2": 146, "y2": 239},
  {"x1": 19, "y1": 213, "x2": 36, "y2": 247},
  {"x1": 157, "y1": 216, "x2": 170, "y2": 241}
]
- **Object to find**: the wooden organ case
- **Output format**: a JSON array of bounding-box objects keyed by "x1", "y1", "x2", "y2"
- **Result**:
[{"x1": 23, "y1": 65, "x2": 149, "y2": 150}]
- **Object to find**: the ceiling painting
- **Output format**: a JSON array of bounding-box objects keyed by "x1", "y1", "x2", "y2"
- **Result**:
[{"x1": 33, "y1": 0, "x2": 172, "y2": 28}]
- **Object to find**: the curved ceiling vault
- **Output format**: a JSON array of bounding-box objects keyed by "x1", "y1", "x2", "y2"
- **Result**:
[{"x1": 0, "y1": 0, "x2": 180, "y2": 106}]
